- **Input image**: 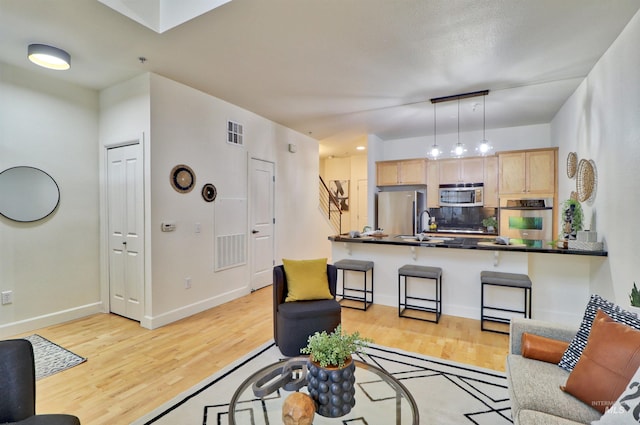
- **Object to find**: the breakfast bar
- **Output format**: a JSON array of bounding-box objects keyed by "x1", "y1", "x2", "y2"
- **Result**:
[{"x1": 329, "y1": 234, "x2": 607, "y2": 326}]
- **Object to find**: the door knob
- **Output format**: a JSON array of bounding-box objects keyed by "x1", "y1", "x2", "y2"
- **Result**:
[
  {"x1": 252, "y1": 230, "x2": 259, "y2": 234},
  {"x1": 123, "y1": 241, "x2": 127, "y2": 245}
]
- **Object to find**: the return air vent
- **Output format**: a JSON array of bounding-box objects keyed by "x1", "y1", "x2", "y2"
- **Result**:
[
  {"x1": 215, "y1": 233, "x2": 246, "y2": 271},
  {"x1": 227, "y1": 120, "x2": 244, "y2": 146}
]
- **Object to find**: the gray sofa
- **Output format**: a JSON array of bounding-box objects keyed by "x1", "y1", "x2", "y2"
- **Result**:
[{"x1": 506, "y1": 317, "x2": 602, "y2": 425}]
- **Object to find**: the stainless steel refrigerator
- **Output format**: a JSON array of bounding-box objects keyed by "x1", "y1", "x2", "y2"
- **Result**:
[{"x1": 376, "y1": 189, "x2": 426, "y2": 236}]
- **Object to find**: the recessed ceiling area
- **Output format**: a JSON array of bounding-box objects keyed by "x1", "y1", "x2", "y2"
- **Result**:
[
  {"x1": 98, "y1": 0, "x2": 233, "y2": 33},
  {"x1": 1, "y1": 1, "x2": 639, "y2": 158}
]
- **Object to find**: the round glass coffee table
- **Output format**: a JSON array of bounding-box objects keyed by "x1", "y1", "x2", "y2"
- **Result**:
[{"x1": 229, "y1": 358, "x2": 418, "y2": 424}]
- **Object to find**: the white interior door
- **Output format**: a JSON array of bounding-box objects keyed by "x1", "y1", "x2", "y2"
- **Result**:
[
  {"x1": 250, "y1": 158, "x2": 275, "y2": 291},
  {"x1": 107, "y1": 144, "x2": 143, "y2": 321}
]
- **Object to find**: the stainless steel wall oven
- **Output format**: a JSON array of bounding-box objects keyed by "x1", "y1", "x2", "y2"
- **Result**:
[{"x1": 499, "y1": 199, "x2": 553, "y2": 242}]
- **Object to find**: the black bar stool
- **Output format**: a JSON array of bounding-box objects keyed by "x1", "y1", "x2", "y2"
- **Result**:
[
  {"x1": 480, "y1": 271, "x2": 532, "y2": 334},
  {"x1": 398, "y1": 264, "x2": 442, "y2": 323},
  {"x1": 334, "y1": 259, "x2": 374, "y2": 310}
]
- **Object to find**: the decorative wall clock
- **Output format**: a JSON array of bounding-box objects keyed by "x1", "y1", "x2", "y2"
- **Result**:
[
  {"x1": 170, "y1": 164, "x2": 195, "y2": 193},
  {"x1": 201, "y1": 183, "x2": 217, "y2": 202}
]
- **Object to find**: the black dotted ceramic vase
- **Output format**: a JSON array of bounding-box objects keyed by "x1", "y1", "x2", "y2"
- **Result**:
[{"x1": 306, "y1": 357, "x2": 356, "y2": 418}]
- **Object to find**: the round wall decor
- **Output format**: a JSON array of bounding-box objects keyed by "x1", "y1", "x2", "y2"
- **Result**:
[
  {"x1": 566, "y1": 152, "x2": 577, "y2": 179},
  {"x1": 201, "y1": 183, "x2": 217, "y2": 202},
  {"x1": 576, "y1": 159, "x2": 597, "y2": 203},
  {"x1": 170, "y1": 164, "x2": 195, "y2": 193}
]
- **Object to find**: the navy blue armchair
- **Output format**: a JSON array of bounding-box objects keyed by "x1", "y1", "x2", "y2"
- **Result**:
[
  {"x1": 273, "y1": 264, "x2": 342, "y2": 357},
  {"x1": 0, "y1": 339, "x2": 81, "y2": 425}
]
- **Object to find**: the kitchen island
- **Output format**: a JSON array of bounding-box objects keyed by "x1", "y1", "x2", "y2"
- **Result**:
[{"x1": 328, "y1": 234, "x2": 607, "y2": 326}]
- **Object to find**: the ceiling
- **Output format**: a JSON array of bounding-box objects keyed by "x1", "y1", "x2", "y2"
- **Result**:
[{"x1": 1, "y1": 0, "x2": 639, "y2": 158}]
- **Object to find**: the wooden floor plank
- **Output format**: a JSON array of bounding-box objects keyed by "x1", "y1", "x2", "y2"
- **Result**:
[{"x1": 9, "y1": 286, "x2": 508, "y2": 424}]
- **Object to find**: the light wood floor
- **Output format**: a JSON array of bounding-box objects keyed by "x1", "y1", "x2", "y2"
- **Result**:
[{"x1": 10, "y1": 287, "x2": 509, "y2": 425}]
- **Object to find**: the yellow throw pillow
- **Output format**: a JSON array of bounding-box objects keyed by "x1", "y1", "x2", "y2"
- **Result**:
[{"x1": 282, "y1": 258, "x2": 333, "y2": 302}]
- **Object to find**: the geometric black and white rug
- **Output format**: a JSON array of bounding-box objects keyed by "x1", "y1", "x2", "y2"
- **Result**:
[
  {"x1": 23, "y1": 334, "x2": 86, "y2": 380},
  {"x1": 132, "y1": 341, "x2": 511, "y2": 425}
]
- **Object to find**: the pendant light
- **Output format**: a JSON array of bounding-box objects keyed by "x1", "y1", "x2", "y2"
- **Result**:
[
  {"x1": 431, "y1": 90, "x2": 488, "y2": 158},
  {"x1": 28, "y1": 44, "x2": 71, "y2": 70},
  {"x1": 429, "y1": 102, "x2": 441, "y2": 159},
  {"x1": 451, "y1": 99, "x2": 466, "y2": 157},
  {"x1": 476, "y1": 94, "x2": 493, "y2": 155}
]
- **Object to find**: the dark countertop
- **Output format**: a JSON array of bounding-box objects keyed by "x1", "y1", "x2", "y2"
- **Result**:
[{"x1": 328, "y1": 234, "x2": 608, "y2": 257}]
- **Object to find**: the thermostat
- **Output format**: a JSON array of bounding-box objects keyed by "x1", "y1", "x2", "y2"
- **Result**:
[{"x1": 161, "y1": 222, "x2": 176, "y2": 232}]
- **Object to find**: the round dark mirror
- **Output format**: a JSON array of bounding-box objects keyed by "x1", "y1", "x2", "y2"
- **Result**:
[{"x1": 0, "y1": 166, "x2": 60, "y2": 222}]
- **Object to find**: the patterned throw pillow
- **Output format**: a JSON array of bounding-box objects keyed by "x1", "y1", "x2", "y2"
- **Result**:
[
  {"x1": 559, "y1": 294, "x2": 640, "y2": 372},
  {"x1": 592, "y1": 366, "x2": 640, "y2": 424}
]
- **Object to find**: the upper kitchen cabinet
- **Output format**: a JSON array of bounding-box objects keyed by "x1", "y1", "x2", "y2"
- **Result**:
[
  {"x1": 426, "y1": 160, "x2": 439, "y2": 208},
  {"x1": 483, "y1": 155, "x2": 499, "y2": 208},
  {"x1": 376, "y1": 159, "x2": 427, "y2": 186},
  {"x1": 498, "y1": 148, "x2": 557, "y2": 197},
  {"x1": 438, "y1": 157, "x2": 484, "y2": 184}
]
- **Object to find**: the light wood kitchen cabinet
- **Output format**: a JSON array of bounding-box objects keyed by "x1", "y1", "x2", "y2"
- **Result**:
[
  {"x1": 483, "y1": 155, "x2": 499, "y2": 208},
  {"x1": 426, "y1": 160, "x2": 439, "y2": 208},
  {"x1": 376, "y1": 159, "x2": 427, "y2": 186},
  {"x1": 438, "y1": 157, "x2": 484, "y2": 184},
  {"x1": 498, "y1": 148, "x2": 557, "y2": 196}
]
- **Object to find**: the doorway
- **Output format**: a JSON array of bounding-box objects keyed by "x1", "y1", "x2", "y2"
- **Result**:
[
  {"x1": 249, "y1": 158, "x2": 275, "y2": 291},
  {"x1": 106, "y1": 143, "x2": 144, "y2": 321}
]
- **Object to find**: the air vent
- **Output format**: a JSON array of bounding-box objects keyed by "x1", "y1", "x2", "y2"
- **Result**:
[
  {"x1": 227, "y1": 120, "x2": 244, "y2": 146},
  {"x1": 215, "y1": 233, "x2": 246, "y2": 271}
]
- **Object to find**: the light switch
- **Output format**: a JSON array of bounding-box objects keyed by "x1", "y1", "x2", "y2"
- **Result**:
[{"x1": 195, "y1": 222, "x2": 201, "y2": 233}]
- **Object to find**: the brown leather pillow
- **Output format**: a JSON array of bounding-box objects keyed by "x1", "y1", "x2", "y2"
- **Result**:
[
  {"x1": 521, "y1": 333, "x2": 569, "y2": 364},
  {"x1": 562, "y1": 309, "x2": 640, "y2": 413}
]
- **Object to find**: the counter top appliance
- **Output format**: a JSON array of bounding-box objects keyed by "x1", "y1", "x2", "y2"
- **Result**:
[{"x1": 439, "y1": 183, "x2": 483, "y2": 207}]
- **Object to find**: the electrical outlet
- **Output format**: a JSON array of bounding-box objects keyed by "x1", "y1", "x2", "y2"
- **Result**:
[
  {"x1": 1, "y1": 290, "x2": 13, "y2": 305},
  {"x1": 184, "y1": 277, "x2": 192, "y2": 289}
]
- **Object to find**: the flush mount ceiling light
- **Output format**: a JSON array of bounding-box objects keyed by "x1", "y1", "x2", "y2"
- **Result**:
[
  {"x1": 475, "y1": 93, "x2": 493, "y2": 155},
  {"x1": 430, "y1": 90, "x2": 489, "y2": 158},
  {"x1": 27, "y1": 44, "x2": 70, "y2": 70}
]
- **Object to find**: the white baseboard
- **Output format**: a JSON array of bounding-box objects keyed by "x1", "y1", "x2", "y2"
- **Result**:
[
  {"x1": 140, "y1": 287, "x2": 250, "y2": 330},
  {"x1": 0, "y1": 302, "x2": 104, "y2": 338}
]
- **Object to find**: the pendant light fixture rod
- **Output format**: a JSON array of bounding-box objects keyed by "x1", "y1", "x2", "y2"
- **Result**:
[
  {"x1": 430, "y1": 89, "x2": 489, "y2": 104},
  {"x1": 483, "y1": 94, "x2": 486, "y2": 140},
  {"x1": 457, "y1": 98, "x2": 460, "y2": 143},
  {"x1": 434, "y1": 101, "x2": 437, "y2": 142}
]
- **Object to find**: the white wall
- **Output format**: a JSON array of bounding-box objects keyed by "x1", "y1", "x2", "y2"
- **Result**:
[
  {"x1": 98, "y1": 73, "x2": 152, "y2": 321},
  {"x1": 551, "y1": 9, "x2": 640, "y2": 307},
  {"x1": 0, "y1": 63, "x2": 102, "y2": 337},
  {"x1": 146, "y1": 74, "x2": 331, "y2": 327},
  {"x1": 1, "y1": 68, "x2": 332, "y2": 336},
  {"x1": 377, "y1": 123, "x2": 551, "y2": 160}
]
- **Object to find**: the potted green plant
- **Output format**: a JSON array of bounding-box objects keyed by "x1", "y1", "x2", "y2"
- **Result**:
[
  {"x1": 629, "y1": 283, "x2": 640, "y2": 314},
  {"x1": 301, "y1": 325, "x2": 372, "y2": 418},
  {"x1": 301, "y1": 324, "x2": 370, "y2": 368},
  {"x1": 562, "y1": 198, "x2": 583, "y2": 239},
  {"x1": 482, "y1": 216, "x2": 498, "y2": 232}
]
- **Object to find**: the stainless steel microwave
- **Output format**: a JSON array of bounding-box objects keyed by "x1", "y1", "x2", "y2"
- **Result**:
[{"x1": 438, "y1": 183, "x2": 484, "y2": 207}]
